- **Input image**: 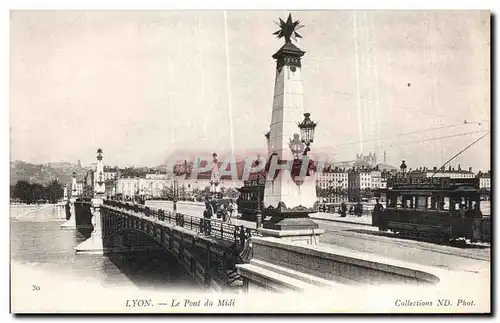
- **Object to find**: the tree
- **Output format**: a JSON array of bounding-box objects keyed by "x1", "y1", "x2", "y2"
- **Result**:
[
  {"x1": 13, "y1": 180, "x2": 30, "y2": 203},
  {"x1": 179, "y1": 186, "x2": 187, "y2": 201},
  {"x1": 46, "y1": 180, "x2": 64, "y2": 203},
  {"x1": 161, "y1": 186, "x2": 174, "y2": 200},
  {"x1": 191, "y1": 187, "x2": 202, "y2": 201},
  {"x1": 31, "y1": 183, "x2": 44, "y2": 203}
]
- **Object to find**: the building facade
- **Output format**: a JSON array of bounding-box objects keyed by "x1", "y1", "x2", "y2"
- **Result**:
[
  {"x1": 407, "y1": 166, "x2": 475, "y2": 179},
  {"x1": 315, "y1": 166, "x2": 348, "y2": 203},
  {"x1": 347, "y1": 167, "x2": 384, "y2": 202},
  {"x1": 114, "y1": 175, "x2": 243, "y2": 200},
  {"x1": 478, "y1": 171, "x2": 491, "y2": 190}
]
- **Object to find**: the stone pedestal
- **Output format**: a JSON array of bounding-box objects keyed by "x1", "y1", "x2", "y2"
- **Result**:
[
  {"x1": 258, "y1": 227, "x2": 323, "y2": 247},
  {"x1": 236, "y1": 236, "x2": 441, "y2": 293},
  {"x1": 263, "y1": 216, "x2": 318, "y2": 231},
  {"x1": 55, "y1": 202, "x2": 66, "y2": 220},
  {"x1": 75, "y1": 197, "x2": 108, "y2": 254},
  {"x1": 60, "y1": 198, "x2": 76, "y2": 229}
]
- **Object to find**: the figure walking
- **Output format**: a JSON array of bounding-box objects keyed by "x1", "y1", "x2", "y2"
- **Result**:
[
  {"x1": 340, "y1": 202, "x2": 347, "y2": 218},
  {"x1": 374, "y1": 198, "x2": 384, "y2": 212}
]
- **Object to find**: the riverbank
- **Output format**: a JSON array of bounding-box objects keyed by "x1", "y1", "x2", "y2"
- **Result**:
[{"x1": 10, "y1": 204, "x2": 63, "y2": 222}]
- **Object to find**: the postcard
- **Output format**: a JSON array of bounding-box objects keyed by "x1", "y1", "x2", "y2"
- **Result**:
[{"x1": 9, "y1": 9, "x2": 491, "y2": 314}]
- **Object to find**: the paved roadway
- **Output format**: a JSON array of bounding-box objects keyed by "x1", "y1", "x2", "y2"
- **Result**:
[{"x1": 145, "y1": 200, "x2": 490, "y2": 275}]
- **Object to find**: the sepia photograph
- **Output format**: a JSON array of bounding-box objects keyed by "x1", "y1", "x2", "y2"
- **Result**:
[{"x1": 8, "y1": 6, "x2": 491, "y2": 314}]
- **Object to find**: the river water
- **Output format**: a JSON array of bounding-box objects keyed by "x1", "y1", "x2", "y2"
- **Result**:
[{"x1": 10, "y1": 204, "x2": 198, "y2": 292}]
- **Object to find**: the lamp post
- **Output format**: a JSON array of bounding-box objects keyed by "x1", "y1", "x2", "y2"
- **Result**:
[
  {"x1": 400, "y1": 160, "x2": 408, "y2": 176},
  {"x1": 297, "y1": 113, "x2": 317, "y2": 156},
  {"x1": 255, "y1": 173, "x2": 265, "y2": 229},
  {"x1": 336, "y1": 179, "x2": 342, "y2": 204},
  {"x1": 209, "y1": 152, "x2": 220, "y2": 199},
  {"x1": 172, "y1": 178, "x2": 178, "y2": 213}
]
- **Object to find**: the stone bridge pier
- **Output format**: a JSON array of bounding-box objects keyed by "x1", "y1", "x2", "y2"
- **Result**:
[
  {"x1": 61, "y1": 172, "x2": 79, "y2": 230},
  {"x1": 75, "y1": 198, "x2": 107, "y2": 254},
  {"x1": 54, "y1": 201, "x2": 68, "y2": 220}
]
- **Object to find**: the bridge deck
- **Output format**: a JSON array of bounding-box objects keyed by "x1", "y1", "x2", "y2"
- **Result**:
[{"x1": 104, "y1": 204, "x2": 254, "y2": 250}]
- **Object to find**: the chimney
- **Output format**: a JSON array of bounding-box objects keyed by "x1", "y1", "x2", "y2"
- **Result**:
[{"x1": 469, "y1": 167, "x2": 472, "y2": 173}]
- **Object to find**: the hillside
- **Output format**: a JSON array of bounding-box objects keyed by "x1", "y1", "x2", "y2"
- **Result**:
[{"x1": 10, "y1": 160, "x2": 89, "y2": 185}]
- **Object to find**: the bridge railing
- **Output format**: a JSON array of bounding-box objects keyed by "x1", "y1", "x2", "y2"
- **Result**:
[{"x1": 103, "y1": 199, "x2": 260, "y2": 247}]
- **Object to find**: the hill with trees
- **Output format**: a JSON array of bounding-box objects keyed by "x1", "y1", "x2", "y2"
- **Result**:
[{"x1": 10, "y1": 160, "x2": 88, "y2": 185}]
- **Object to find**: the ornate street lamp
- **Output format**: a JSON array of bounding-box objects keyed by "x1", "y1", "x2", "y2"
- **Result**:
[
  {"x1": 255, "y1": 173, "x2": 265, "y2": 229},
  {"x1": 289, "y1": 133, "x2": 305, "y2": 160},
  {"x1": 297, "y1": 112, "x2": 317, "y2": 156},
  {"x1": 210, "y1": 152, "x2": 220, "y2": 199},
  {"x1": 400, "y1": 160, "x2": 408, "y2": 175},
  {"x1": 172, "y1": 178, "x2": 178, "y2": 213},
  {"x1": 72, "y1": 172, "x2": 77, "y2": 195}
]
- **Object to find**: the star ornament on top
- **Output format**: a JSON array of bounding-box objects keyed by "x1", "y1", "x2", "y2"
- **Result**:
[{"x1": 273, "y1": 14, "x2": 305, "y2": 43}]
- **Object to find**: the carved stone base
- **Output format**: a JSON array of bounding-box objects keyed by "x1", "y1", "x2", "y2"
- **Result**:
[
  {"x1": 263, "y1": 216, "x2": 319, "y2": 231},
  {"x1": 258, "y1": 227, "x2": 323, "y2": 247},
  {"x1": 60, "y1": 216, "x2": 76, "y2": 230},
  {"x1": 75, "y1": 235, "x2": 108, "y2": 255}
]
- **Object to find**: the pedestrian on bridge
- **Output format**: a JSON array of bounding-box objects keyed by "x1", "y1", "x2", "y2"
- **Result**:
[
  {"x1": 226, "y1": 199, "x2": 237, "y2": 224},
  {"x1": 340, "y1": 202, "x2": 347, "y2": 218},
  {"x1": 374, "y1": 199, "x2": 384, "y2": 212},
  {"x1": 354, "y1": 201, "x2": 363, "y2": 217},
  {"x1": 203, "y1": 200, "x2": 213, "y2": 235}
]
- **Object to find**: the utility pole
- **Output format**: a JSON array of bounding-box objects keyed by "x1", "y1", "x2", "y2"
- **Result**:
[
  {"x1": 173, "y1": 178, "x2": 178, "y2": 213},
  {"x1": 256, "y1": 173, "x2": 264, "y2": 229}
]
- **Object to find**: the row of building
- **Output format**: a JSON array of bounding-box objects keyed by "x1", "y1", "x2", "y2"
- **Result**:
[
  {"x1": 68, "y1": 161, "x2": 490, "y2": 203},
  {"x1": 315, "y1": 164, "x2": 491, "y2": 203},
  {"x1": 69, "y1": 165, "x2": 242, "y2": 200}
]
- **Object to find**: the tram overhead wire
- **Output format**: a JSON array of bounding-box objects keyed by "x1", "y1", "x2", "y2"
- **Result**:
[
  {"x1": 313, "y1": 121, "x2": 489, "y2": 151},
  {"x1": 430, "y1": 131, "x2": 490, "y2": 178}
]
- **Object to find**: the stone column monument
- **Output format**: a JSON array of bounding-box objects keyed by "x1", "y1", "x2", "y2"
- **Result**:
[
  {"x1": 260, "y1": 14, "x2": 322, "y2": 244},
  {"x1": 63, "y1": 185, "x2": 68, "y2": 201},
  {"x1": 61, "y1": 172, "x2": 78, "y2": 229},
  {"x1": 237, "y1": 14, "x2": 331, "y2": 292},
  {"x1": 75, "y1": 148, "x2": 107, "y2": 254},
  {"x1": 210, "y1": 153, "x2": 220, "y2": 199}
]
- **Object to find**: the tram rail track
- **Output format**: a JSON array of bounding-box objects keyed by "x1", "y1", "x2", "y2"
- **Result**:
[{"x1": 320, "y1": 227, "x2": 490, "y2": 262}]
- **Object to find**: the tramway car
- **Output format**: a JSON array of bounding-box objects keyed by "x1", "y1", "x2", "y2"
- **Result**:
[
  {"x1": 236, "y1": 178, "x2": 265, "y2": 221},
  {"x1": 372, "y1": 177, "x2": 490, "y2": 243}
]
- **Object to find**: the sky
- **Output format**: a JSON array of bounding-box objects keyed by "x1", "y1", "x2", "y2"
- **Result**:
[{"x1": 10, "y1": 10, "x2": 491, "y2": 171}]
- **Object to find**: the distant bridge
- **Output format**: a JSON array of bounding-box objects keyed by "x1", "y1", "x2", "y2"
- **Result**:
[{"x1": 69, "y1": 199, "x2": 259, "y2": 292}]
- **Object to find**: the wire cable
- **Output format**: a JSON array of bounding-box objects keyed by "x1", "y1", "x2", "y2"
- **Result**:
[
  {"x1": 430, "y1": 132, "x2": 490, "y2": 178},
  {"x1": 313, "y1": 121, "x2": 488, "y2": 151}
]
